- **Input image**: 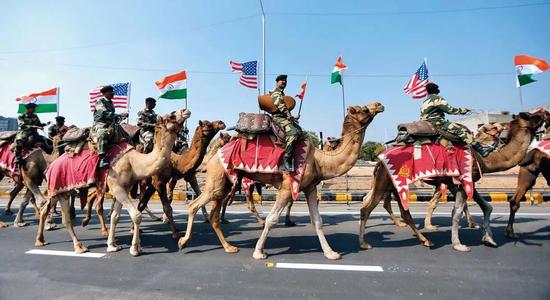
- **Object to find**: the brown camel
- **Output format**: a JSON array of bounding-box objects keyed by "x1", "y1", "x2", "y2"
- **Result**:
[
  {"x1": 3, "y1": 135, "x2": 61, "y2": 228},
  {"x1": 136, "y1": 120, "x2": 226, "y2": 238},
  {"x1": 34, "y1": 109, "x2": 189, "y2": 256},
  {"x1": 359, "y1": 110, "x2": 546, "y2": 252},
  {"x1": 506, "y1": 111, "x2": 550, "y2": 238},
  {"x1": 177, "y1": 102, "x2": 384, "y2": 260}
]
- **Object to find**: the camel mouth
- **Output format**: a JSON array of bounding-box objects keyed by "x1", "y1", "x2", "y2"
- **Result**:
[{"x1": 365, "y1": 102, "x2": 384, "y2": 115}]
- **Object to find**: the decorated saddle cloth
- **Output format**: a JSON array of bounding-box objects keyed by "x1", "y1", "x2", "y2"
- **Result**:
[
  {"x1": 0, "y1": 143, "x2": 41, "y2": 181},
  {"x1": 46, "y1": 142, "x2": 133, "y2": 198},
  {"x1": 378, "y1": 144, "x2": 474, "y2": 210},
  {"x1": 530, "y1": 139, "x2": 550, "y2": 157},
  {"x1": 218, "y1": 135, "x2": 309, "y2": 200}
]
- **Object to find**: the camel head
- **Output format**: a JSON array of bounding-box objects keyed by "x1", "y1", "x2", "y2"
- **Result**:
[
  {"x1": 219, "y1": 132, "x2": 231, "y2": 143},
  {"x1": 160, "y1": 109, "x2": 191, "y2": 133},
  {"x1": 346, "y1": 102, "x2": 384, "y2": 127},
  {"x1": 198, "y1": 120, "x2": 227, "y2": 138}
]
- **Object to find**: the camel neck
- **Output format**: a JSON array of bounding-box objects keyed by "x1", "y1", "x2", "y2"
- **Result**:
[
  {"x1": 172, "y1": 127, "x2": 212, "y2": 175},
  {"x1": 132, "y1": 126, "x2": 176, "y2": 178},
  {"x1": 314, "y1": 116, "x2": 367, "y2": 180}
]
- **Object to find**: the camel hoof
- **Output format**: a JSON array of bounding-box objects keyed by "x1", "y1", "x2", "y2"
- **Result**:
[
  {"x1": 253, "y1": 250, "x2": 267, "y2": 260},
  {"x1": 359, "y1": 242, "x2": 373, "y2": 250},
  {"x1": 81, "y1": 218, "x2": 90, "y2": 227},
  {"x1": 324, "y1": 250, "x2": 341, "y2": 260},
  {"x1": 100, "y1": 229, "x2": 109, "y2": 237},
  {"x1": 13, "y1": 221, "x2": 28, "y2": 228},
  {"x1": 171, "y1": 231, "x2": 183, "y2": 240},
  {"x1": 424, "y1": 224, "x2": 438, "y2": 231},
  {"x1": 285, "y1": 221, "x2": 297, "y2": 227},
  {"x1": 35, "y1": 239, "x2": 48, "y2": 247},
  {"x1": 178, "y1": 237, "x2": 188, "y2": 250},
  {"x1": 452, "y1": 244, "x2": 471, "y2": 252},
  {"x1": 0, "y1": 222, "x2": 7, "y2": 229},
  {"x1": 4, "y1": 210, "x2": 13, "y2": 216},
  {"x1": 162, "y1": 215, "x2": 170, "y2": 224},
  {"x1": 130, "y1": 246, "x2": 142, "y2": 257},
  {"x1": 45, "y1": 223, "x2": 57, "y2": 231},
  {"x1": 482, "y1": 234, "x2": 497, "y2": 248},
  {"x1": 74, "y1": 243, "x2": 89, "y2": 254},
  {"x1": 395, "y1": 220, "x2": 407, "y2": 227},
  {"x1": 224, "y1": 245, "x2": 239, "y2": 253},
  {"x1": 422, "y1": 240, "x2": 434, "y2": 247},
  {"x1": 106, "y1": 244, "x2": 122, "y2": 253},
  {"x1": 220, "y1": 219, "x2": 229, "y2": 225},
  {"x1": 469, "y1": 222, "x2": 481, "y2": 229}
]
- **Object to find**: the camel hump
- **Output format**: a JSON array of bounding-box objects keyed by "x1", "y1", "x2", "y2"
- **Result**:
[
  {"x1": 397, "y1": 121, "x2": 437, "y2": 137},
  {"x1": 258, "y1": 95, "x2": 296, "y2": 113},
  {"x1": 0, "y1": 131, "x2": 16, "y2": 140}
]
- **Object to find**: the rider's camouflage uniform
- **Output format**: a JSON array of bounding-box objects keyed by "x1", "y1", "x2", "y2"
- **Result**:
[
  {"x1": 420, "y1": 94, "x2": 474, "y2": 144},
  {"x1": 269, "y1": 87, "x2": 300, "y2": 154},
  {"x1": 14, "y1": 113, "x2": 46, "y2": 158},
  {"x1": 48, "y1": 124, "x2": 68, "y2": 139},
  {"x1": 173, "y1": 126, "x2": 189, "y2": 153},
  {"x1": 92, "y1": 97, "x2": 117, "y2": 155},
  {"x1": 137, "y1": 108, "x2": 158, "y2": 153}
]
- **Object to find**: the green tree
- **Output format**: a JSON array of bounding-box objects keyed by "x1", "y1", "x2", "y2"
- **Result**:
[
  {"x1": 304, "y1": 131, "x2": 320, "y2": 148},
  {"x1": 359, "y1": 141, "x2": 384, "y2": 161}
]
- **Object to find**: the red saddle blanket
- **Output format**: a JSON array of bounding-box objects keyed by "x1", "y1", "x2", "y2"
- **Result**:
[
  {"x1": 532, "y1": 140, "x2": 550, "y2": 157},
  {"x1": 218, "y1": 135, "x2": 309, "y2": 200},
  {"x1": 378, "y1": 144, "x2": 474, "y2": 210},
  {"x1": 46, "y1": 142, "x2": 133, "y2": 198},
  {"x1": 0, "y1": 143, "x2": 40, "y2": 181}
]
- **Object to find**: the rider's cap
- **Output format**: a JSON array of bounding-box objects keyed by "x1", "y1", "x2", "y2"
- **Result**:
[
  {"x1": 425, "y1": 82, "x2": 440, "y2": 95},
  {"x1": 100, "y1": 85, "x2": 114, "y2": 94},
  {"x1": 275, "y1": 74, "x2": 288, "y2": 82},
  {"x1": 145, "y1": 97, "x2": 156, "y2": 103},
  {"x1": 25, "y1": 103, "x2": 37, "y2": 109},
  {"x1": 55, "y1": 116, "x2": 65, "y2": 121}
]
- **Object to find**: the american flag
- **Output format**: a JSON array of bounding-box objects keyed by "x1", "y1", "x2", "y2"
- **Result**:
[
  {"x1": 403, "y1": 61, "x2": 429, "y2": 99},
  {"x1": 89, "y1": 82, "x2": 130, "y2": 111},
  {"x1": 230, "y1": 60, "x2": 258, "y2": 89}
]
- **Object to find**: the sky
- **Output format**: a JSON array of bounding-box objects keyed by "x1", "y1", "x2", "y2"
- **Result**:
[{"x1": 0, "y1": 0, "x2": 549, "y2": 142}]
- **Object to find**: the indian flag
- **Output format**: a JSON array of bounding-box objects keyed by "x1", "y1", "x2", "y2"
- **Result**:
[
  {"x1": 331, "y1": 56, "x2": 347, "y2": 85},
  {"x1": 16, "y1": 87, "x2": 59, "y2": 113},
  {"x1": 515, "y1": 55, "x2": 549, "y2": 87},
  {"x1": 156, "y1": 70, "x2": 187, "y2": 100}
]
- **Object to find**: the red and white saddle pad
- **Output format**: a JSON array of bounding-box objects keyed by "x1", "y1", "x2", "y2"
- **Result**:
[
  {"x1": 531, "y1": 140, "x2": 550, "y2": 157},
  {"x1": 378, "y1": 144, "x2": 474, "y2": 210},
  {"x1": 46, "y1": 142, "x2": 133, "y2": 200},
  {"x1": 0, "y1": 143, "x2": 40, "y2": 181},
  {"x1": 218, "y1": 135, "x2": 309, "y2": 200}
]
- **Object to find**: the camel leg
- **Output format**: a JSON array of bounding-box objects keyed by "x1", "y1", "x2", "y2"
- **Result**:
[
  {"x1": 306, "y1": 187, "x2": 341, "y2": 260},
  {"x1": 424, "y1": 190, "x2": 441, "y2": 231},
  {"x1": 394, "y1": 192, "x2": 433, "y2": 247},
  {"x1": 29, "y1": 194, "x2": 40, "y2": 219},
  {"x1": 35, "y1": 197, "x2": 56, "y2": 247},
  {"x1": 207, "y1": 195, "x2": 239, "y2": 253},
  {"x1": 451, "y1": 188, "x2": 470, "y2": 252},
  {"x1": 358, "y1": 189, "x2": 385, "y2": 250},
  {"x1": 5, "y1": 182, "x2": 24, "y2": 215},
  {"x1": 464, "y1": 204, "x2": 480, "y2": 229},
  {"x1": 59, "y1": 195, "x2": 88, "y2": 253},
  {"x1": 219, "y1": 194, "x2": 231, "y2": 224},
  {"x1": 96, "y1": 197, "x2": 108, "y2": 237},
  {"x1": 106, "y1": 200, "x2": 123, "y2": 253},
  {"x1": 506, "y1": 167, "x2": 538, "y2": 238},
  {"x1": 246, "y1": 191, "x2": 265, "y2": 226},
  {"x1": 69, "y1": 194, "x2": 76, "y2": 220},
  {"x1": 186, "y1": 174, "x2": 210, "y2": 222},
  {"x1": 253, "y1": 188, "x2": 292, "y2": 260},
  {"x1": 81, "y1": 192, "x2": 95, "y2": 227},
  {"x1": 144, "y1": 207, "x2": 162, "y2": 222},
  {"x1": 284, "y1": 200, "x2": 296, "y2": 227},
  {"x1": 26, "y1": 183, "x2": 56, "y2": 230},
  {"x1": 472, "y1": 189, "x2": 496, "y2": 247},
  {"x1": 383, "y1": 198, "x2": 407, "y2": 227},
  {"x1": 13, "y1": 189, "x2": 32, "y2": 227},
  {"x1": 158, "y1": 182, "x2": 180, "y2": 239}
]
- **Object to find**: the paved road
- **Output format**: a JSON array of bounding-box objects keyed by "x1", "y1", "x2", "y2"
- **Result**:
[{"x1": 1, "y1": 199, "x2": 549, "y2": 299}]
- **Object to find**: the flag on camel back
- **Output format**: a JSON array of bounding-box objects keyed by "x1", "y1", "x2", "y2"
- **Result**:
[
  {"x1": 156, "y1": 70, "x2": 187, "y2": 100},
  {"x1": 89, "y1": 82, "x2": 130, "y2": 111},
  {"x1": 404, "y1": 60, "x2": 429, "y2": 99},
  {"x1": 295, "y1": 82, "x2": 307, "y2": 100},
  {"x1": 331, "y1": 56, "x2": 347, "y2": 85},
  {"x1": 514, "y1": 54, "x2": 549, "y2": 87},
  {"x1": 16, "y1": 87, "x2": 59, "y2": 113}
]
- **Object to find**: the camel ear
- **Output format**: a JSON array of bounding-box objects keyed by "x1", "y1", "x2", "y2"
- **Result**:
[
  {"x1": 199, "y1": 120, "x2": 203, "y2": 126},
  {"x1": 519, "y1": 112, "x2": 529, "y2": 120},
  {"x1": 348, "y1": 106, "x2": 357, "y2": 114}
]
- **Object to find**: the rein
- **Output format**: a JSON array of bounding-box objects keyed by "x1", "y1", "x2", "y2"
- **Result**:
[{"x1": 321, "y1": 123, "x2": 368, "y2": 157}]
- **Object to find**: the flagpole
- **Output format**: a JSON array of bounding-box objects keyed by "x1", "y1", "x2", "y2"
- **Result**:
[
  {"x1": 297, "y1": 76, "x2": 307, "y2": 118},
  {"x1": 126, "y1": 82, "x2": 131, "y2": 124},
  {"x1": 518, "y1": 85, "x2": 524, "y2": 111},
  {"x1": 424, "y1": 57, "x2": 431, "y2": 82},
  {"x1": 259, "y1": 0, "x2": 266, "y2": 94},
  {"x1": 341, "y1": 76, "x2": 346, "y2": 120},
  {"x1": 56, "y1": 87, "x2": 60, "y2": 117}
]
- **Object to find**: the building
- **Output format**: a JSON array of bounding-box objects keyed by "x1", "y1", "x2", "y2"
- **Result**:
[
  {"x1": 453, "y1": 111, "x2": 513, "y2": 133},
  {"x1": 0, "y1": 116, "x2": 17, "y2": 131}
]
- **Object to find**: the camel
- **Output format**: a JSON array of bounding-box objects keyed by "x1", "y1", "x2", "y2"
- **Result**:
[
  {"x1": 177, "y1": 102, "x2": 384, "y2": 260},
  {"x1": 34, "y1": 109, "x2": 189, "y2": 256},
  {"x1": 506, "y1": 111, "x2": 550, "y2": 238},
  {"x1": 359, "y1": 110, "x2": 546, "y2": 252},
  {"x1": 136, "y1": 120, "x2": 226, "y2": 238},
  {"x1": 2, "y1": 135, "x2": 61, "y2": 228}
]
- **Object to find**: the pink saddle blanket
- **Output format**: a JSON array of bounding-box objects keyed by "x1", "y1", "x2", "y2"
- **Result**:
[
  {"x1": 46, "y1": 142, "x2": 133, "y2": 198},
  {"x1": 0, "y1": 143, "x2": 40, "y2": 181},
  {"x1": 378, "y1": 144, "x2": 474, "y2": 210},
  {"x1": 218, "y1": 135, "x2": 309, "y2": 200},
  {"x1": 532, "y1": 140, "x2": 550, "y2": 157}
]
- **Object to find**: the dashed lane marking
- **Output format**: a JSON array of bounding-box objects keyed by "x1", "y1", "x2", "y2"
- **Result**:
[
  {"x1": 275, "y1": 262, "x2": 384, "y2": 272},
  {"x1": 26, "y1": 249, "x2": 105, "y2": 258}
]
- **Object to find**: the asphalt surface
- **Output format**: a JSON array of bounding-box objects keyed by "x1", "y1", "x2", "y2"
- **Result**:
[{"x1": 0, "y1": 199, "x2": 549, "y2": 299}]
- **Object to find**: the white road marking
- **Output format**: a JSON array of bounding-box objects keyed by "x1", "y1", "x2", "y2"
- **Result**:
[
  {"x1": 275, "y1": 262, "x2": 383, "y2": 272},
  {"x1": 26, "y1": 249, "x2": 105, "y2": 258}
]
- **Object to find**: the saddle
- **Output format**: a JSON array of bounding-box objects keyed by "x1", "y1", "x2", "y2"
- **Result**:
[
  {"x1": 121, "y1": 123, "x2": 141, "y2": 146},
  {"x1": 0, "y1": 131, "x2": 16, "y2": 147},
  {"x1": 235, "y1": 113, "x2": 302, "y2": 145},
  {"x1": 390, "y1": 120, "x2": 466, "y2": 146}
]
